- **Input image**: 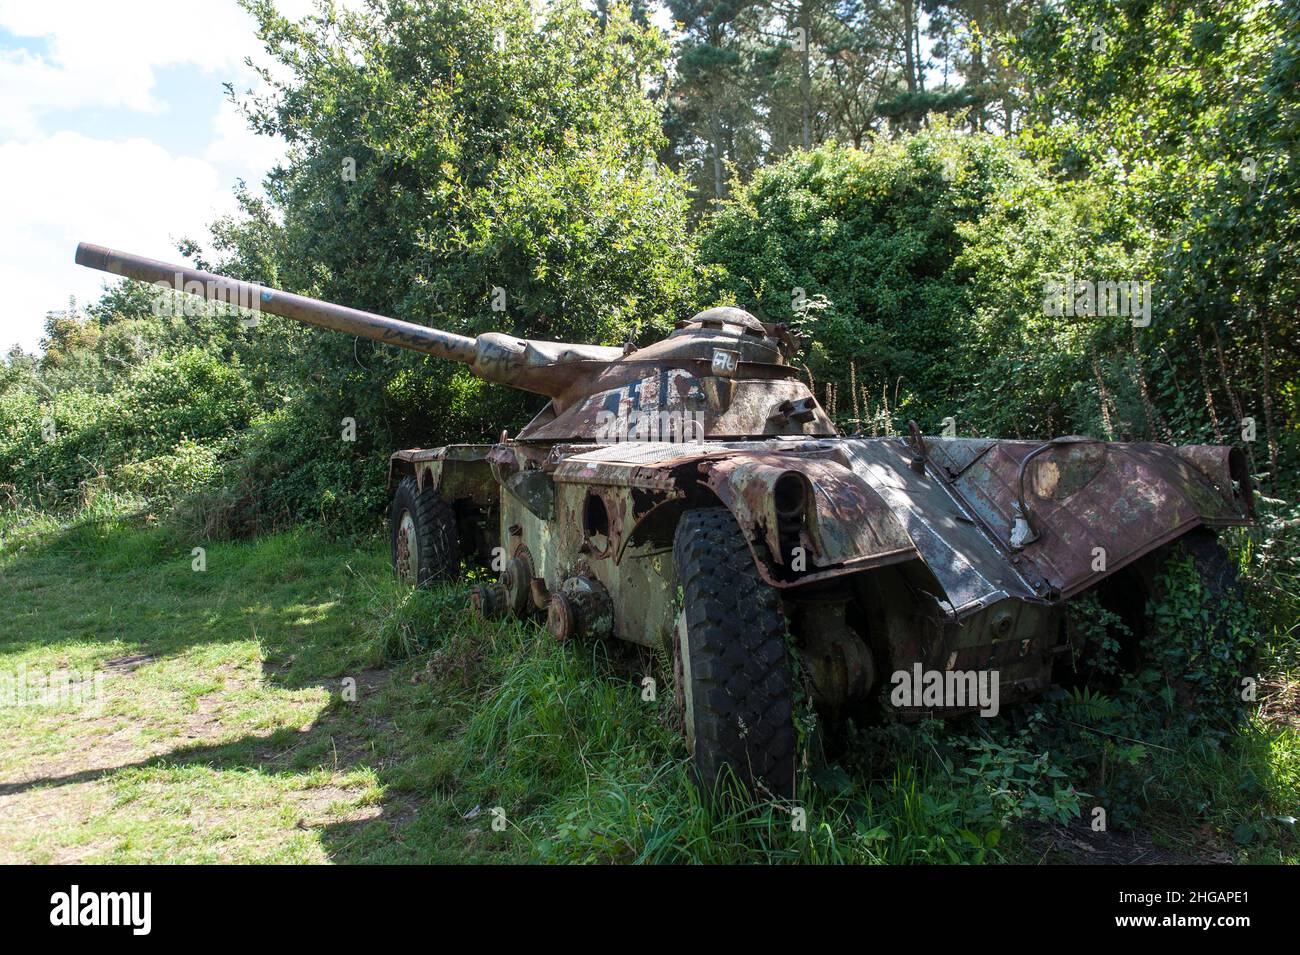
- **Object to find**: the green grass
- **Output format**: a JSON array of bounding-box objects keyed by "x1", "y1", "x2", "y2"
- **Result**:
[{"x1": 1, "y1": 503, "x2": 1296, "y2": 864}]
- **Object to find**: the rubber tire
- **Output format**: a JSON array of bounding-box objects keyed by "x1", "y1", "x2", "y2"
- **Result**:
[
  {"x1": 673, "y1": 507, "x2": 796, "y2": 799},
  {"x1": 389, "y1": 476, "x2": 460, "y2": 585}
]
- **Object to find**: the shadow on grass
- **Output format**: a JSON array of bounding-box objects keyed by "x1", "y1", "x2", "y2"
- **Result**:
[
  {"x1": 0, "y1": 512, "x2": 524, "y2": 862},
  {"x1": 3, "y1": 513, "x2": 1295, "y2": 864},
  {"x1": 0, "y1": 680, "x2": 517, "y2": 863},
  {"x1": 1, "y1": 512, "x2": 386, "y2": 673}
]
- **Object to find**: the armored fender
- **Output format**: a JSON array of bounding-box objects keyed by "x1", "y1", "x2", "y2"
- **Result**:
[{"x1": 557, "y1": 435, "x2": 1253, "y2": 621}]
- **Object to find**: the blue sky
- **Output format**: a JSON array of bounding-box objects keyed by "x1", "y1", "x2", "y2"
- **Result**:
[
  {"x1": 0, "y1": 0, "x2": 683, "y2": 354},
  {"x1": 0, "y1": 0, "x2": 302, "y2": 352},
  {"x1": 0, "y1": 1, "x2": 923, "y2": 355}
]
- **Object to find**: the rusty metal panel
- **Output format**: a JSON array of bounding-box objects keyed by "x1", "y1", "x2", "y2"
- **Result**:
[
  {"x1": 551, "y1": 442, "x2": 700, "y2": 492},
  {"x1": 1174, "y1": 444, "x2": 1255, "y2": 519},
  {"x1": 946, "y1": 438, "x2": 1252, "y2": 599},
  {"x1": 474, "y1": 432, "x2": 1253, "y2": 620},
  {"x1": 842, "y1": 439, "x2": 1045, "y2": 614},
  {"x1": 925, "y1": 437, "x2": 996, "y2": 477},
  {"x1": 704, "y1": 453, "x2": 915, "y2": 571},
  {"x1": 391, "y1": 444, "x2": 496, "y2": 506}
]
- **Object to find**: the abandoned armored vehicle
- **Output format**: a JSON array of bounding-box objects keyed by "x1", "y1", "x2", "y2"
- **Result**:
[{"x1": 77, "y1": 242, "x2": 1255, "y2": 797}]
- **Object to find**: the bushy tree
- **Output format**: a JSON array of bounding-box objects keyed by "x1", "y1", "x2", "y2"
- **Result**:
[
  {"x1": 0, "y1": 348, "x2": 255, "y2": 508},
  {"x1": 699, "y1": 126, "x2": 1145, "y2": 436},
  {"x1": 1, "y1": 0, "x2": 706, "y2": 530},
  {"x1": 205, "y1": 0, "x2": 706, "y2": 527},
  {"x1": 1013, "y1": 0, "x2": 1299, "y2": 489}
]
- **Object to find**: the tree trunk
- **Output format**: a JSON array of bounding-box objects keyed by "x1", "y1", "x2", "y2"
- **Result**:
[
  {"x1": 1210, "y1": 320, "x2": 1257, "y2": 477},
  {"x1": 1254, "y1": 298, "x2": 1280, "y2": 493},
  {"x1": 902, "y1": 0, "x2": 917, "y2": 93},
  {"x1": 1130, "y1": 324, "x2": 1171, "y2": 442},
  {"x1": 800, "y1": 0, "x2": 812, "y2": 149},
  {"x1": 914, "y1": 9, "x2": 925, "y2": 92},
  {"x1": 708, "y1": 116, "x2": 725, "y2": 200}
]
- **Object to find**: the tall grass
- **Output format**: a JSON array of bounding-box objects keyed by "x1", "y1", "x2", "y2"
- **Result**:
[{"x1": 4, "y1": 497, "x2": 1295, "y2": 864}]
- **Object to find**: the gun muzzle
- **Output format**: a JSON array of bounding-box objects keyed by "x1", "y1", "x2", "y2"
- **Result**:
[{"x1": 75, "y1": 242, "x2": 478, "y2": 364}]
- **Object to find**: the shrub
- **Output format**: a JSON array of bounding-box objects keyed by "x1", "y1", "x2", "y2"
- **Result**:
[{"x1": 698, "y1": 126, "x2": 1148, "y2": 439}]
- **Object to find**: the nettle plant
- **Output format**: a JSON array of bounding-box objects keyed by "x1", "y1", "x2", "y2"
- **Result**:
[
  {"x1": 958, "y1": 728, "x2": 1084, "y2": 827},
  {"x1": 1006, "y1": 545, "x2": 1263, "y2": 828},
  {"x1": 1066, "y1": 590, "x2": 1130, "y2": 681},
  {"x1": 1144, "y1": 554, "x2": 1259, "y2": 731}
]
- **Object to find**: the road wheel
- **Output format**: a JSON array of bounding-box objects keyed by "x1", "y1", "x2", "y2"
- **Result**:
[
  {"x1": 1065, "y1": 528, "x2": 1255, "y2": 725},
  {"x1": 1143, "y1": 528, "x2": 1256, "y2": 712},
  {"x1": 672, "y1": 507, "x2": 796, "y2": 799},
  {"x1": 389, "y1": 476, "x2": 460, "y2": 585}
]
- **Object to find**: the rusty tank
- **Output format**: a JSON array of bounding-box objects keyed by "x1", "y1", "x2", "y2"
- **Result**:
[{"x1": 76, "y1": 242, "x2": 1256, "y2": 797}]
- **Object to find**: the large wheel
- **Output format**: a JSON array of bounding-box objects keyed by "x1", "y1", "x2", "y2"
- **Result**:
[
  {"x1": 672, "y1": 507, "x2": 796, "y2": 799},
  {"x1": 1145, "y1": 527, "x2": 1255, "y2": 708},
  {"x1": 1065, "y1": 527, "x2": 1254, "y2": 719},
  {"x1": 389, "y1": 476, "x2": 460, "y2": 585}
]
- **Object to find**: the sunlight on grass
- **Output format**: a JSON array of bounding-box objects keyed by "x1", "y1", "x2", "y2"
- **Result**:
[{"x1": 2, "y1": 504, "x2": 1296, "y2": 864}]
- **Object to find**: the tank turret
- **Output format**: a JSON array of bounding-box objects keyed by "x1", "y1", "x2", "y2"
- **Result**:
[{"x1": 75, "y1": 242, "x2": 833, "y2": 441}]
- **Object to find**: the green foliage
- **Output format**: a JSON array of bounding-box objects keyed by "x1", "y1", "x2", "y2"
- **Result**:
[
  {"x1": 0, "y1": 348, "x2": 254, "y2": 508},
  {"x1": 1147, "y1": 555, "x2": 1259, "y2": 721},
  {"x1": 1062, "y1": 687, "x2": 1123, "y2": 723},
  {"x1": 1014, "y1": 0, "x2": 1300, "y2": 488},
  {"x1": 1006, "y1": 542, "x2": 1266, "y2": 830},
  {"x1": 1067, "y1": 591, "x2": 1131, "y2": 679},
  {"x1": 957, "y1": 731, "x2": 1084, "y2": 826},
  {"x1": 228, "y1": 0, "x2": 701, "y2": 366},
  {"x1": 1, "y1": 0, "x2": 704, "y2": 533},
  {"x1": 372, "y1": 582, "x2": 478, "y2": 660},
  {"x1": 699, "y1": 126, "x2": 1143, "y2": 435},
  {"x1": 114, "y1": 439, "x2": 224, "y2": 502},
  {"x1": 404, "y1": 597, "x2": 1086, "y2": 863}
]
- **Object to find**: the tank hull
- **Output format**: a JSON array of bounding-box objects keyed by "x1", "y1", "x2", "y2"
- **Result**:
[
  {"x1": 73, "y1": 243, "x2": 1256, "y2": 791},
  {"x1": 391, "y1": 433, "x2": 1253, "y2": 715}
]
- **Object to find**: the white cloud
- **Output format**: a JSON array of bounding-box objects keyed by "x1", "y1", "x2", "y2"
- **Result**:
[
  {"x1": 0, "y1": 0, "x2": 258, "y2": 139},
  {"x1": 0, "y1": 0, "x2": 377, "y2": 351},
  {"x1": 0, "y1": 0, "x2": 330, "y2": 350},
  {"x1": 204, "y1": 96, "x2": 286, "y2": 180},
  {"x1": 0, "y1": 132, "x2": 243, "y2": 351}
]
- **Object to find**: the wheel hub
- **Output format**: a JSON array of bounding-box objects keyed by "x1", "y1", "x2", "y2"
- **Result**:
[{"x1": 395, "y1": 510, "x2": 418, "y2": 582}]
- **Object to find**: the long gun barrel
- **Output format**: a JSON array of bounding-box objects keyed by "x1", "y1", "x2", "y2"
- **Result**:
[{"x1": 74, "y1": 242, "x2": 621, "y2": 397}]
